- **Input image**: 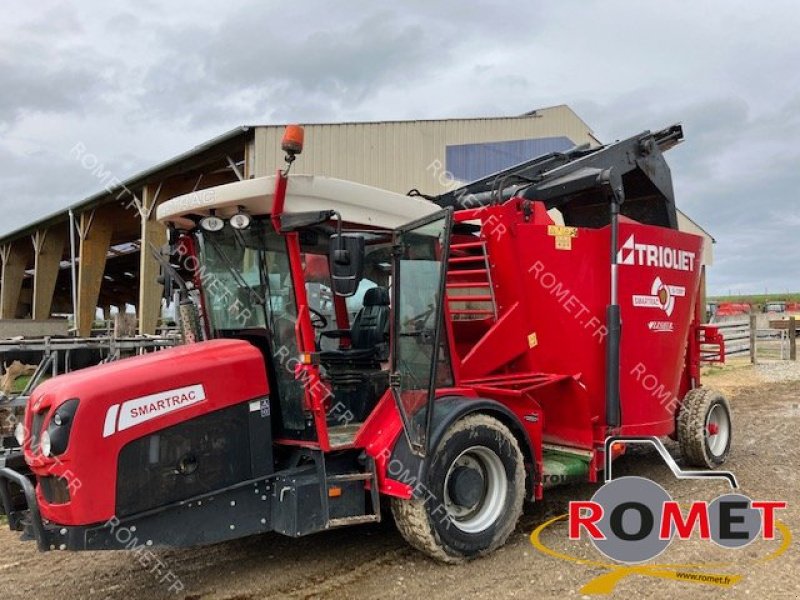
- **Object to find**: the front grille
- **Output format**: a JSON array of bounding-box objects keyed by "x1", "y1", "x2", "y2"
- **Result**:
[{"x1": 39, "y1": 476, "x2": 71, "y2": 504}]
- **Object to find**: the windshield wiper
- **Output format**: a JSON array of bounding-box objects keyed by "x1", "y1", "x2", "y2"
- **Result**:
[{"x1": 205, "y1": 235, "x2": 265, "y2": 306}]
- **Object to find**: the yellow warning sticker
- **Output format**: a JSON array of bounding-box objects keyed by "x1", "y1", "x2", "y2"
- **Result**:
[
  {"x1": 555, "y1": 236, "x2": 572, "y2": 250},
  {"x1": 528, "y1": 332, "x2": 538, "y2": 348},
  {"x1": 547, "y1": 225, "x2": 578, "y2": 238},
  {"x1": 548, "y1": 225, "x2": 578, "y2": 250}
]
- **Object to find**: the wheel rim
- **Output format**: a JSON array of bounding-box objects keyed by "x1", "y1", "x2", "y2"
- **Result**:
[
  {"x1": 443, "y1": 446, "x2": 508, "y2": 534},
  {"x1": 705, "y1": 403, "x2": 730, "y2": 457}
]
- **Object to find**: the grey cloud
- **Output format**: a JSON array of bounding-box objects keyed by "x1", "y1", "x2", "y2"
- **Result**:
[
  {"x1": 0, "y1": 0, "x2": 797, "y2": 295},
  {"x1": 0, "y1": 4, "x2": 120, "y2": 128},
  {"x1": 136, "y1": 5, "x2": 443, "y2": 126}
]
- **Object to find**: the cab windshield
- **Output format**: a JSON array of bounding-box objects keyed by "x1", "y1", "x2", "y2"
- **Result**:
[
  {"x1": 196, "y1": 220, "x2": 296, "y2": 334},
  {"x1": 196, "y1": 219, "x2": 305, "y2": 431}
]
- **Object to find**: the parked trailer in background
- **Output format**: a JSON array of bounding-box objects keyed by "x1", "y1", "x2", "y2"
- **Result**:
[
  {"x1": 0, "y1": 124, "x2": 729, "y2": 562},
  {"x1": 716, "y1": 302, "x2": 751, "y2": 317}
]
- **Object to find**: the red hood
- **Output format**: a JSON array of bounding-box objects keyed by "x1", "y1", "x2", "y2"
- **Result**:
[{"x1": 25, "y1": 338, "x2": 269, "y2": 525}]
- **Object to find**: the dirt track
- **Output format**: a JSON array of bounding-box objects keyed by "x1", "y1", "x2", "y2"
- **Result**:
[{"x1": 1, "y1": 362, "x2": 798, "y2": 599}]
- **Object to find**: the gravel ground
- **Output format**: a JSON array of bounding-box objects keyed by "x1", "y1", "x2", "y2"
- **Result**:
[
  {"x1": 755, "y1": 360, "x2": 800, "y2": 383},
  {"x1": 0, "y1": 363, "x2": 797, "y2": 599}
]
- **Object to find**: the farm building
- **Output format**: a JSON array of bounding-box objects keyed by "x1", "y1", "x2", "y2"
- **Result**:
[{"x1": 0, "y1": 105, "x2": 713, "y2": 335}]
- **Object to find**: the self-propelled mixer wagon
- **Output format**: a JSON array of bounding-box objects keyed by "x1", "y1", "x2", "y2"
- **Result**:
[{"x1": 1, "y1": 124, "x2": 729, "y2": 561}]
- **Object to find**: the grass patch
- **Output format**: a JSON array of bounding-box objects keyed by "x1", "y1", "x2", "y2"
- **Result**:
[
  {"x1": 12, "y1": 375, "x2": 32, "y2": 394},
  {"x1": 7, "y1": 374, "x2": 49, "y2": 394},
  {"x1": 701, "y1": 360, "x2": 753, "y2": 378},
  {"x1": 709, "y1": 292, "x2": 800, "y2": 304}
]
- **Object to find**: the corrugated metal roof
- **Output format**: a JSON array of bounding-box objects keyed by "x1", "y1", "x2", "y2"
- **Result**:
[
  {"x1": 0, "y1": 106, "x2": 598, "y2": 244},
  {"x1": 248, "y1": 104, "x2": 580, "y2": 128},
  {"x1": 0, "y1": 126, "x2": 251, "y2": 244}
]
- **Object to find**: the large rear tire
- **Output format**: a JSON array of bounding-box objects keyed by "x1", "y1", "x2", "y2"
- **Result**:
[
  {"x1": 677, "y1": 388, "x2": 732, "y2": 468},
  {"x1": 391, "y1": 414, "x2": 525, "y2": 563}
]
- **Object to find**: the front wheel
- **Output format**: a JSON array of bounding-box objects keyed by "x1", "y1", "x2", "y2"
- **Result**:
[
  {"x1": 677, "y1": 388, "x2": 732, "y2": 468},
  {"x1": 391, "y1": 414, "x2": 525, "y2": 563}
]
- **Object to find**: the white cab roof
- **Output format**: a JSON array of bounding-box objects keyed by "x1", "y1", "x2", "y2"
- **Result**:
[{"x1": 156, "y1": 174, "x2": 440, "y2": 230}]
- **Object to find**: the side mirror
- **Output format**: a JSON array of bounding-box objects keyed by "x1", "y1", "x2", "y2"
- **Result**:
[{"x1": 329, "y1": 234, "x2": 365, "y2": 297}]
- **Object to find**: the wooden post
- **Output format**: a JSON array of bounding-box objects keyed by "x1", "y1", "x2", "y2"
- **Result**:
[
  {"x1": 77, "y1": 210, "x2": 114, "y2": 336},
  {"x1": 749, "y1": 312, "x2": 757, "y2": 364},
  {"x1": 790, "y1": 316, "x2": 797, "y2": 362},
  {"x1": 31, "y1": 227, "x2": 66, "y2": 320},
  {"x1": 137, "y1": 184, "x2": 168, "y2": 335},
  {"x1": 0, "y1": 241, "x2": 29, "y2": 319}
]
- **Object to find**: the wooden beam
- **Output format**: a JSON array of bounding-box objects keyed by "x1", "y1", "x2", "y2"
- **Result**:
[
  {"x1": 0, "y1": 241, "x2": 29, "y2": 319},
  {"x1": 77, "y1": 210, "x2": 114, "y2": 336},
  {"x1": 31, "y1": 227, "x2": 66, "y2": 320},
  {"x1": 138, "y1": 184, "x2": 167, "y2": 334},
  {"x1": 133, "y1": 172, "x2": 236, "y2": 335}
]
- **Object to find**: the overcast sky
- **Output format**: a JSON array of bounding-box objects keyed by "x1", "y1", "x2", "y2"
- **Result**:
[{"x1": 1, "y1": 1, "x2": 798, "y2": 295}]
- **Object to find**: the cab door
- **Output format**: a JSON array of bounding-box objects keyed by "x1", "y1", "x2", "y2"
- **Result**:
[{"x1": 390, "y1": 208, "x2": 454, "y2": 456}]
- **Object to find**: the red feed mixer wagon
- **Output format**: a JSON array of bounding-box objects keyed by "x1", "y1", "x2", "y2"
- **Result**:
[{"x1": 0, "y1": 124, "x2": 729, "y2": 561}]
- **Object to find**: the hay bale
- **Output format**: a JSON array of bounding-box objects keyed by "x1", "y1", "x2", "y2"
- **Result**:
[{"x1": 0, "y1": 360, "x2": 36, "y2": 395}]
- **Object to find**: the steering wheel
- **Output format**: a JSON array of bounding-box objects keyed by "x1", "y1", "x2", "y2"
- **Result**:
[
  {"x1": 403, "y1": 304, "x2": 435, "y2": 331},
  {"x1": 308, "y1": 307, "x2": 328, "y2": 330}
]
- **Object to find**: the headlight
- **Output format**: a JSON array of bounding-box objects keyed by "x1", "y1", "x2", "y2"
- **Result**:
[
  {"x1": 40, "y1": 430, "x2": 52, "y2": 457},
  {"x1": 229, "y1": 211, "x2": 251, "y2": 230},
  {"x1": 14, "y1": 422, "x2": 25, "y2": 446},
  {"x1": 48, "y1": 398, "x2": 80, "y2": 456},
  {"x1": 199, "y1": 215, "x2": 224, "y2": 232}
]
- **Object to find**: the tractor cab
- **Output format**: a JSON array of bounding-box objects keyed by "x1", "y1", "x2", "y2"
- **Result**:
[{"x1": 157, "y1": 170, "x2": 453, "y2": 453}]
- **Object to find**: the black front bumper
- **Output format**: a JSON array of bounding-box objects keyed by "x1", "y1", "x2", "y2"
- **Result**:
[
  {"x1": 0, "y1": 466, "x2": 276, "y2": 551},
  {"x1": 0, "y1": 454, "x2": 377, "y2": 551},
  {"x1": 0, "y1": 465, "x2": 50, "y2": 551}
]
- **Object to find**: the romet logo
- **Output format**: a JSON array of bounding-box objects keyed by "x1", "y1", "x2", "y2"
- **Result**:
[
  {"x1": 618, "y1": 235, "x2": 696, "y2": 272},
  {"x1": 529, "y1": 437, "x2": 790, "y2": 594},
  {"x1": 569, "y1": 479, "x2": 785, "y2": 563}
]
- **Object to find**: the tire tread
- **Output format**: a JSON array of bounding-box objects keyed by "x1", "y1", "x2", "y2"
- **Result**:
[
  {"x1": 391, "y1": 414, "x2": 525, "y2": 563},
  {"x1": 677, "y1": 387, "x2": 731, "y2": 467}
]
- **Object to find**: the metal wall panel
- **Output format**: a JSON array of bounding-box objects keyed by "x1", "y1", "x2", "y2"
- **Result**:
[{"x1": 252, "y1": 105, "x2": 599, "y2": 196}]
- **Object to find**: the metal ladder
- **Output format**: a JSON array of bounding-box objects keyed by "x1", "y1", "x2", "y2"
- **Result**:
[{"x1": 445, "y1": 240, "x2": 498, "y2": 321}]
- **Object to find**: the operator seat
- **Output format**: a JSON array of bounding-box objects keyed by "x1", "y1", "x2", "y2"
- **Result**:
[{"x1": 319, "y1": 286, "x2": 390, "y2": 363}]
